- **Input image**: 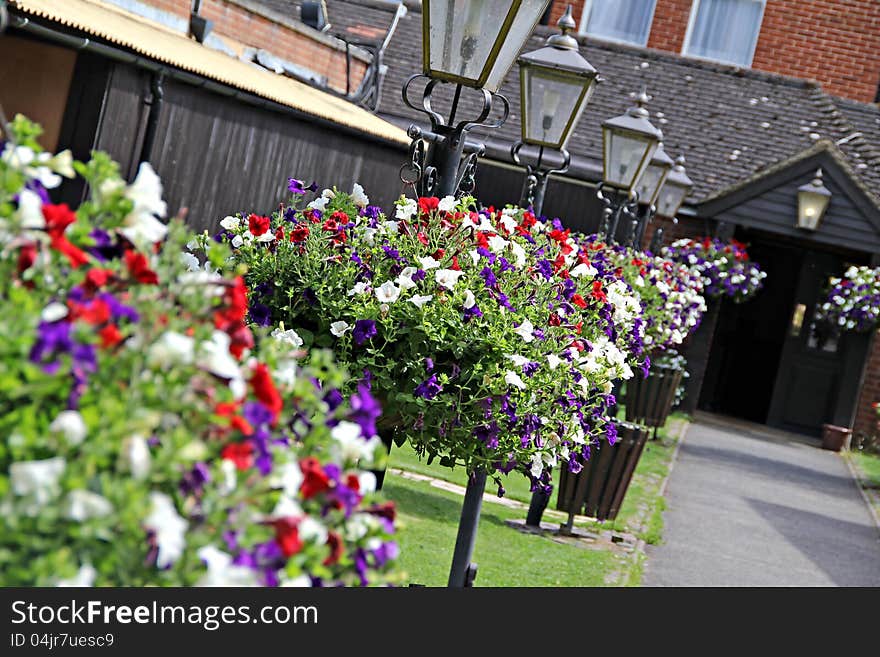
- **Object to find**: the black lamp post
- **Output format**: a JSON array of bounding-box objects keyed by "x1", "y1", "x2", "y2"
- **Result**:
[
  {"x1": 597, "y1": 89, "x2": 662, "y2": 244},
  {"x1": 631, "y1": 139, "x2": 673, "y2": 248},
  {"x1": 648, "y1": 154, "x2": 693, "y2": 253},
  {"x1": 401, "y1": 0, "x2": 553, "y2": 588},
  {"x1": 511, "y1": 5, "x2": 599, "y2": 216},
  {"x1": 401, "y1": 0, "x2": 552, "y2": 199}
]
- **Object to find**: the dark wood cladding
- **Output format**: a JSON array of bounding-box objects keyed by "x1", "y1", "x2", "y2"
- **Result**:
[{"x1": 90, "y1": 61, "x2": 407, "y2": 233}]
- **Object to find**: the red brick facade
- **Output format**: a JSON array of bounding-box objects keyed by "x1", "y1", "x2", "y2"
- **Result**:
[
  {"x1": 855, "y1": 334, "x2": 880, "y2": 441},
  {"x1": 552, "y1": 0, "x2": 880, "y2": 103},
  {"x1": 129, "y1": 0, "x2": 367, "y2": 93}
]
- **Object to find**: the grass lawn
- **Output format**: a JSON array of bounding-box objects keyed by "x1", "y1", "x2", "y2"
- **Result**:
[
  {"x1": 383, "y1": 413, "x2": 688, "y2": 586},
  {"x1": 849, "y1": 450, "x2": 880, "y2": 489},
  {"x1": 385, "y1": 475, "x2": 625, "y2": 586}
]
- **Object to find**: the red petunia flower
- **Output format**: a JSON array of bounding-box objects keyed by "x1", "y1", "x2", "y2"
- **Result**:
[
  {"x1": 274, "y1": 226, "x2": 284, "y2": 241},
  {"x1": 289, "y1": 224, "x2": 310, "y2": 243},
  {"x1": 215, "y1": 401, "x2": 254, "y2": 435},
  {"x1": 98, "y1": 324, "x2": 123, "y2": 349},
  {"x1": 250, "y1": 363, "x2": 282, "y2": 422},
  {"x1": 271, "y1": 518, "x2": 303, "y2": 557},
  {"x1": 124, "y1": 251, "x2": 159, "y2": 285},
  {"x1": 221, "y1": 441, "x2": 254, "y2": 471},
  {"x1": 548, "y1": 313, "x2": 562, "y2": 327},
  {"x1": 84, "y1": 268, "x2": 115, "y2": 292},
  {"x1": 323, "y1": 531, "x2": 344, "y2": 566},
  {"x1": 571, "y1": 294, "x2": 587, "y2": 309},
  {"x1": 299, "y1": 457, "x2": 331, "y2": 500},
  {"x1": 68, "y1": 298, "x2": 111, "y2": 325},
  {"x1": 418, "y1": 197, "x2": 439, "y2": 214},
  {"x1": 248, "y1": 214, "x2": 270, "y2": 236},
  {"x1": 42, "y1": 204, "x2": 90, "y2": 268},
  {"x1": 17, "y1": 243, "x2": 37, "y2": 274},
  {"x1": 592, "y1": 280, "x2": 607, "y2": 303}
]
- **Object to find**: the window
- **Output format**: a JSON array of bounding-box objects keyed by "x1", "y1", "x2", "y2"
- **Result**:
[
  {"x1": 684, "y1": 0, "x2": 765, "y2": 67},
  {"x1": 579, "y1": 0, "x2": 658, "y2": 47}
]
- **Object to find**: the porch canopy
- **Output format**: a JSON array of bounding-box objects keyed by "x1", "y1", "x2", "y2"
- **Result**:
[{"x1": 6, "y1": 0, "x2": 409, "y2": 146}]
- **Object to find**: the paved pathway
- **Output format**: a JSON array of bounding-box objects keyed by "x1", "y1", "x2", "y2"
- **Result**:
[{"x1": 643, "y1": 416, "x2": 880, "y2": 586}]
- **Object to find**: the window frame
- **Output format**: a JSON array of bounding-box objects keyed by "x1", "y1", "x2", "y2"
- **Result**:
[
  {"x1": 681, "y1": 0, "x2": 767, "y2": 68},
  {"x1": 578, "y1": 0, "x2": 659, "y2": 48}
]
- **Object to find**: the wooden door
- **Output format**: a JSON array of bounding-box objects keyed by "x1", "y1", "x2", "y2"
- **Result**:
[{"x1": 766, "y1": 250, "x2": 868, "y2": 436}]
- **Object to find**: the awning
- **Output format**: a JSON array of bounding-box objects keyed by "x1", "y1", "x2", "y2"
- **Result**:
[{"x1": 7, "y1": 0, "x2": 409, "y2": 145}]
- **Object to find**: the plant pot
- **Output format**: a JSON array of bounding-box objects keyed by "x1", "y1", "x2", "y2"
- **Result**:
[
  {"x1": 821, "y1": 424, "x2": 852, "y2": 452},
  {"x1": 555, "y1": 421, "x2": 648, "y2": 524},
  {"x1": 624, "y1": 364, "x2": 683, "y2": 430}
]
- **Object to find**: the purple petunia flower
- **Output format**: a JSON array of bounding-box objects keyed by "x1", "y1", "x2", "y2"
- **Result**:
[
  {"x1": 349, "y1": 381, "x2": 381, "y2": 439},
  {"x1": 480, "y1": 267, "x2": 497, "y2": 288},
  {"x1": 248, "y1": 302, "x2": 271, "y2": 327},
  {"x1": 323, "y1": 388, "x2": 344, "y2": 411},
  {"x1": 352, "y1": 319, "x2": 377, "y2": 346},
  {"x1": 473, "y1": 421, "x2": 500, "y2": 449},
  {"x1": 288, "y1": 178, "x2": 317, "y2": 194},
  {"x1": 463, "y1": 304, "x2": 483, "y2": 321},
  {"x1": 180, "y1": 462, "x2": 211, "y2": 496},
  {"x1": 414, "y1": 373, "x2": 442, "y2": 400}
]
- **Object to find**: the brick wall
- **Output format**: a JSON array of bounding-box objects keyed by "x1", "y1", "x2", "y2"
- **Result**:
[
  {"x1": 854, "y1": 331, "x2": 880, "y2": 441},
  {"x1": 546, "y1": 0, "x2": 880, "y2": 103},
  {"x1": 751, "y1": 0, "x2": 880, "y2": 103},
  {"x1": 132, "y1": 0, "x2": 367, "y2": 93}
]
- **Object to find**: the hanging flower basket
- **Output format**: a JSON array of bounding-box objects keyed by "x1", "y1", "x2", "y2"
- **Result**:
[
  {"x1": 624, "y1": 362, "x2": 683, "y2": 431},
  {"x1": 555, "y1": 421, "x2": 648, "y2": 525}
]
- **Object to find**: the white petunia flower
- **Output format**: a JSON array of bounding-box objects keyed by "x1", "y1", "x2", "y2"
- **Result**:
[
  {"x1": 396, "y1": 267, "x2": 418, "y2": 290},
  {"x1": 530, "y1": 453, "x2": 544, "y2": 478},
  {"x1": 196, "y1": 546, "x2": 258, "y2": 587},
  {"x1": 419, "y1": 255, "x2": 441, "y2": 270},
  {"x1": 395, "y1": 197, "x2": 418, "y2": 221},
  {"x1": 66, "y1": 490, "x2": 113, "y2": 522},
  {"x1": 570, "y1": 262, "x2": 597, "y2": 278},
  {"x1": 435, "y1": 268, "x2": 463, "y2": 290},
  {"x1": 271, "y1": 327, "x2": 303, "y2": 348},
  {"x1": 509, "y1": 241, "x2": 526, "y2": 267},
  {"x1": 180, "y1": 251, "x2": 200, "y2": 271},
  {"x1": 381, "y1": 220, "x2": 400, "y2": 234},
  {"x1": 351, "y1": 183, "x2": 370, "y2": 208},
  {"x1": 49, "y1": 410, "x2": 86, "y2": 446},
  {"x1": 17, "y1": 189, "x2": 46, "y2": 231},
  {"x1": 298, "y1": 517, "x2": 329, "y2": 545},
  {"x1": 122, "y1": 434, "x2": 151, "y2": 480},
  {"x1": 463, "y1": 289, "x2": 476, "y2": 309},
  {"x1": 198, "y1": 331, "x2": 245, "y2": 385},
  {"x1": 546, "y1": 353, "x2": 562, "y2": 370},
  {"x1": 148, "y1": 331, "x2": 195, "y2": 369},
  {"x1": 513, "y1": 318, "x2": 535, "y2": 343},
  {"x1": 438, "y1": 195, "x2": 456, "y2": 213},
  {"x1": 219, "y1": 215, "x2": 240, "y2": 230},
  {"x1": 272, "y1": 460, "x2": 304, "y2": 497},
  {"x1": 347, "y1": 281, "x2": 371, "y2": 296},
  {"x1": 330, "y1": 321, "x2": 351, "y2": 337},
  {"x1": 375, "y1": 281, "x2": 401, "y2": 303},
  {"x1": 409, "y1": 294, "x2": 433, "y2": 308},
  {"x1": 10, "y1": 457, "x2": 66, "y2": 513},
  {"x1": 219, "y1": 460, "x2": 237, "y2": 495},
  {"x1": 488, "y1": 234, "x2": 509, "y2": 253},
  {"x1": 121, "y1": 163, "x2": 168, "y2": 248},
  {"x1": 504, "y1": 370, "x2": 527, "y2": 390},
  {"x1": 469, "y1": 249, "x2": 480, "y2": 266},
  {"x1": 331, "y1": 421, "x2": 380, "y2": 464},
  {"x1": 144, "y1": 492, "x2": 187, "y2": 569}
]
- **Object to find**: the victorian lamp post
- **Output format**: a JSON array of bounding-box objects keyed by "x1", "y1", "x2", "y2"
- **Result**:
[
  {"x1": 510, "y1": 5, "x2": 599, "y2": 216},
  {"x1": 631, "y1": 139, "x2": 674, "y2": 248},
  {"x1": 796, "y1": 168, "x2": 832, "y2": 231},
  {"x1": 401, "y1": 0, "x2": 553, "y2": 199},
  {"x1": 648, "y1": 154, "x2": 694, "y2": 252},
  {"x1": 400, "y1": 0, "x2": 553, "y2": 588},
  {"x1": 597, "y1": 89, "x2": 662, "y2": 244}
]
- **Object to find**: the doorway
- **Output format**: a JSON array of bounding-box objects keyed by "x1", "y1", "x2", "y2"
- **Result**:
[
  {"x1": 698, "y1": 237, "x2": 801, "y2": 423},
  {"x1": 698, "y1": 229, "x2": 871, "y2": 436}
]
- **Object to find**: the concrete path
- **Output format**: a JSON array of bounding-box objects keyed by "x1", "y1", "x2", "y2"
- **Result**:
[{"x1": 643, "y1": 415, "x2": 880, "y2": 586}]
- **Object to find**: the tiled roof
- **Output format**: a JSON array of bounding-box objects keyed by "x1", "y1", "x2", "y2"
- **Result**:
[
  {"x1": 255, "y1": 0, "x2": 880, "y2": 207},
  {"x1": 257, "y1": 0, "x2": 401, "y2": 44}
]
